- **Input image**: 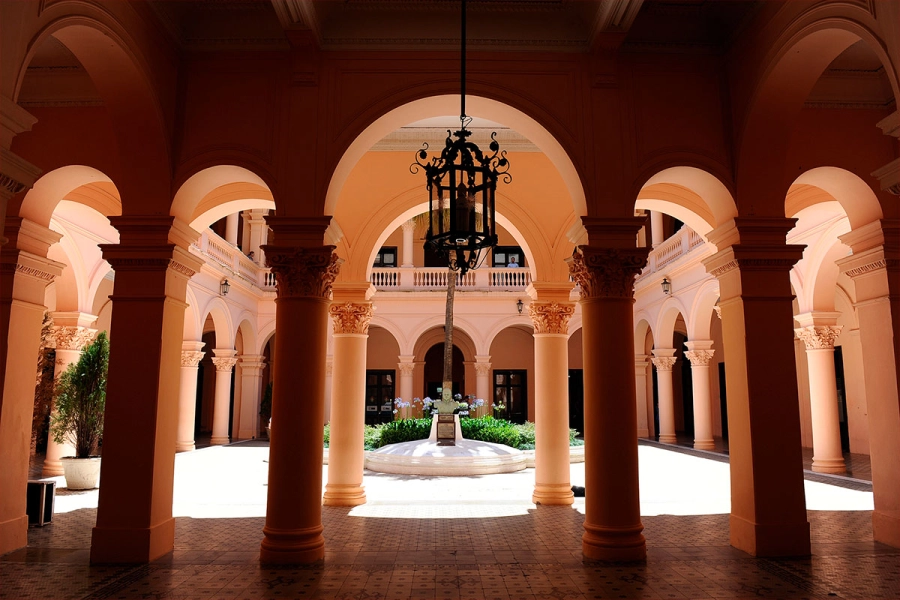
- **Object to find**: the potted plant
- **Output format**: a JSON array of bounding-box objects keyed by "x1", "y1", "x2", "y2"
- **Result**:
[{"x1": 49, "y1": 331, "x2": 108, "y2": 490}]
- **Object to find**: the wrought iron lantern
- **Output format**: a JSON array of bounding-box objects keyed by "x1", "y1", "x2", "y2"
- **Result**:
[
  {"x1": 661, "y1": 277, "x2": 671, "y2": 295},
  {"x1": 411, "y1": 0, "x2": 511, "y2": 276},
  {"x1": 220, "y1": 278, "x2": 231, "y2": 296}
]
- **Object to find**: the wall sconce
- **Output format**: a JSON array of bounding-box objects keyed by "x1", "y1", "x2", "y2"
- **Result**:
[
  {"x1": 220, "y1": 278, "x2": 231, "y2": 296},
  {"x1": 661, "y1": 277, "x2": 671, "y2": 295},
  {"x1": 516, "y1": 299, "x2": 524, "y2": 314}
]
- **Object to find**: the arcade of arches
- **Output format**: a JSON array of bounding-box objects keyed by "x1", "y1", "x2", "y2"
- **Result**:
[{"x1": 1, "y1": 0, "x2": 899, "y2": 567}]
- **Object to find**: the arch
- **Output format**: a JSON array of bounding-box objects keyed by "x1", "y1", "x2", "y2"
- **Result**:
[
  {"x1": 788, "y1": 167, "x2": 882, "y2": 230},
  {"x1": 199, "y1": 297, "x2": 235, "y2": 349},
  {"x1": 20, "y1": 166, "x2": 121, "y2": 229},
  {"x1": 687, "y1": 279, "x2": 721, "y2": 341},
  {"x1": 368, "y1": 317, "x2": 409, "y2": 355},
  {"x1": 634, "y1": 318, "x2": 654, "y2": 357},
  {"x1": 235, "y1": 315, "x2": 258, "y2": 357},
  {"x1": 183, "y1": 286, "x2": 203, "y2": 342},
  {"x1": 171, "y1": 165, "x2": 274, "y2": 228},
  {"x1": 654, "y1": 298, "x2": 689, "y2": 348},
  {"x1": 325, "y1": 95, "x2": 586, "y2": 218},
  {"x1": 412, "y1": 324, "x2": 478, "y2": 364},
  {"x1": 257, "y1": 319, "x2": 277, "y2": 356},
  {"x1": 636, "y1": 167, "x2": 738, "y2": 237},
  {"x1": 484, "y1": 315, "x2": 535, "y2": 353}
]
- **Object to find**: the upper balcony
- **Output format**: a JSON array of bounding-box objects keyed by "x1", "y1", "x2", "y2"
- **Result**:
[
  {"x1": 371, "y1": 266, "x2": 532, "y2": 292},
  {"x1": 190, "y1": 230, "x2": 276, "y2": 291}
]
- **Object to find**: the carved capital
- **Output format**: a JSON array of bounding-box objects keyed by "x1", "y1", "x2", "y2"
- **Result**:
[
  {"x1": 329, "y1": 301, "x2": 373, "y2": 334},
  {"x1": 264, "y1": 246, "x2": 340, "y2": 299},
  {"x1": 49, "y1": 326, "x2": 96, "y2": 351},
  {"x1": 651, "y1": 356, "x2": 677, "y2": 371},
  {"x1": 398, "y1": 361, "x2": 416, "y2": 376},
  {"x1": 568, "y1": 247, "x2": 648, "y2": 299},
  {"x1": 713, "y1": 305, "x2": 722, "y2": 320},
  {"x1": 211, "y1": 357, "x2": 238, "y2": 372},
  {"x1": 401, "y1": 219, "x2": 416, "y2": 233},
  {"x1": 181, "y1": 351, "x2": 206, "y2": 367},
  {"x1": 796, "y1": 326, "x2": 843, "y2": 350},
  {"x1": 474, "y1": 362, "x2": 492, "y2": 377},
  {"x1": 528, "y1": 302, "x2": 575, "y2": 334},
  {"x1": 684, "y1": 349, "x2": 715, "y2": 366}
]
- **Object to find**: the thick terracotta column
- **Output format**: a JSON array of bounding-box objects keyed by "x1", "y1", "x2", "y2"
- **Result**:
[
  {"x1": 703, "y1": 217, "x2": 809, "y2": 557},
  {"x1": 324, "y1": 283, "x2": 373, "y2": 507},
  {"x1": 238, "y1": 355, "x2": 266, "y2": 439},
  {"x1": 260, "y1": 220, "x2": 339, "y2": 564},
  {"x1": 634, "y1": 355, "x2": 650, "y2": 438},
  {"x1": 651, "y1": 349, "x2": 677, "y2": 443},
  {"x1": 398, "y1": 356, "x2": 416, "y2": 419},
  {"x1": 794, "y1": 314, "x2": 845, "y2": 474},
  {"x1": 91, "y1": 216, "x2": 203, "y2": 563},
  {"x1": 0, "y1": 219, "x2": 63, "y2": 556},
  {"x1": 568, "y1": 217, "x2": 648, "y2": 561},
  {"x1": 44, "y1": 319, "x2": 98, "y2": 476},
  {"x1": 838, "y1": 221, "x2": 900, "y2": 547},
  {"x1": 474, "y1": 355, "x2": 492, "y2": 418},
  {"x1": 176, "y1": 342, "x2": 205, "y2": 452},
  {"x1": 210, "y1": 349, "x2": 237, "y2": 445},
  {"x1": 530, "y1": 298, "x2": 576, "y2": 505},
  {"x1": 684, "y1": 341, "x2": 716, "y2": 450}
]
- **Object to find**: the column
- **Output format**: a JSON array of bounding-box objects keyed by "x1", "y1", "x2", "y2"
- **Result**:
[
  {"x1": 684, "y1": 341, "x2": 716, "y2": 450},
  {"x1": 176, "y1": 342, "x2": 205, "y2": 452},
  {"x1": 795, "y1": 317, "x2": 845, "y2": 474},
  {"x1": 703, "y1": 217, "x2": 809, "y2": 557},
  {"x1": 324, "y1": 356, "x2": 333, "y2": 424},
  {"x1": 838, "y1": 221, "x2": 900, "y2": 547},
  {"x1": 260, "y1": 219, "x2": 339, "y2": 564},
  {"x1": 0, "y1": 219, "x2": 63, "y2": 556},
  {"x1": 401, "y1": 219, "x2": 415, "y2": 267},
  {"x1": 44, "y1": 320, "x2": 98, "y2": 476},
  {"x1": 247, "y1": 209, "x2": 268, "y2": 263},
  {"x1": 568, "y1": 217, "x2": 648, "y2": 561},
  {"x1": 210, "y1": 349, "x2": 237, "y2": 445},
  {"x1": 398, "y1": 356, "x2": 416, "y2": 419},
  {"x1": 634, "y1": 355, "x2": 650, "y2": 438},
  {"x1": 650, "y1": 211, "x2": 664, "y2": 247},
  {"x1": 324, "y1": 284, "x2": 373, "y2": 506},
  {"x1": 530, "y1": 298, "x2": 576, "y2": 505},
  {"x1": 651, "y1": 349, "x2": 677, "y2": 443},
  {"x1": 474, "y1": 355, "x2": 492, "y2": 418},
  {"x1": 91, "y1": 216, "x2": 204, "y2": 563},
  {"x1": 0, "y1": 99, "x2": 40, "y2": 245},
  {"x1": 238, "y1": 355, "x2": 265, "y2": 440},
  {"x1": 225, "y1": 213, "x2": 239, "y2": 246}
]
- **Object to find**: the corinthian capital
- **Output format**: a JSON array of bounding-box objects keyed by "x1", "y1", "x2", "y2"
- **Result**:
[
  {"x1": 568, "y1": 247, "x2": 648, "y2": 300},
  {"x1": 528, "y1": 302, "x2": 575, "y2": 334},
  {"x1": 651, "y1": 356, "x2": 677, "y2": 371},
  {"x1": 684, "y1": 349, "x2": 715, "y2": 366},
  {"x1": 263, "y1": 246, "x2": 341, "y2": 299},
  {"x1": 211, "y1": 356, "x2": 238, "y2": 372},
  {"x1": 50, "y1": 326, "x2": 96, "y2": 351},
  {"x1": 795, "y1": 326, "x2": 842, "y2": 350},
  {"x1": 329, "y1": 302, "x2": 374, "y2": 334},
  {"x1": 181, "y1": 351, "x2": 205, "y2": 367}
]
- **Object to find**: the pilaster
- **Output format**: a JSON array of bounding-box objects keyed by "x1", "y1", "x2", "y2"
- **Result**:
[
  {"x1": 684, "y1": 340, "x2": 715, "y2": 451},
  {"x1": 650, "y1": 350, "x2": 678, "y2": 444},
  {"x1": 177, "y1": 342, "x2": 206, "y2": 452},
  {"x1": 210, "y1": 349, "x2": 238, "y2": 446}
]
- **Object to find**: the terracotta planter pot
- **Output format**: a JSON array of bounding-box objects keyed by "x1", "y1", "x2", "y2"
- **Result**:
[{"x1": 60, "y1": 456, "x2": 101, "y2": 490}]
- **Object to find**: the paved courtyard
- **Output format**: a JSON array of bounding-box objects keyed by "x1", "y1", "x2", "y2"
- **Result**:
[{"x1": 2, "y1": 441, "x2": 897, "y2": 599}]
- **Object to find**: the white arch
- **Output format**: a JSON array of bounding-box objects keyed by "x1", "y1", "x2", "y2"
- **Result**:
[
  {"x1": 483, "y1": 315, "x2": 535, "y2": 352},
  {"x1": 687, "y1": 279, "x2": 721, "y2": 341},
  {"x1": 171, "y1": 165, "x2": 271, "y2": 226},
  {"x1": 407, "y1": 315, "x2": 486, "y2": 357},
  {"x1": 256, "y1": 318, "x2": 277, "y2": 356},
  {"x1": 654, "y1": 297, "x2": 689, "y2": 348},
  {"x1": 368, "y1": 316, "x2": 409, "y2": 354},
  {"x1": 20, "y1": 165, "x2": 120, "y2": 228},
  {"x1": 636, "y1": 166, "x2": 738, "y2": 237},
  {"x1": 199, "y1": 296, "x2": 235, "y2": 349}
]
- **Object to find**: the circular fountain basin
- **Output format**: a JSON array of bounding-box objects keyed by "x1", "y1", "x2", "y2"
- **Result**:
[{"x1": 365, "y1": 438, "x2": 526, "y2": 476}]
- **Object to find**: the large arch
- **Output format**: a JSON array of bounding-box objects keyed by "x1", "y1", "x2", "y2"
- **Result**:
[
  {"x1": 687, "y1": 280, "x2": 721, "y2": 341},
  {"x1": 636, "y1": 166, "x2": 738, "y2": 238},
  {"x1": 19, "y1": 166, "x2": 122, "y2": 229},
  {"x1": 171, "y1": 165, "x2": 275, "y2": 228},
  {"x1": 654, "y1": 298, "x2": 689, "y2": 349},
  {"x1": 412, "y1": 324, "x2": 478, "y2": 364},
  {"x1": 199, "y1": 297, "x2": 235, "y2": 350},
  {"x1": 788, "y1": 167, "x2": 882, "y2": 230}
]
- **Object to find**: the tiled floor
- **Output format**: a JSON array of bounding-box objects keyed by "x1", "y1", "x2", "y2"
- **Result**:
[{"x1": 5, "y1": 443, "x2": 897, "y2": 600}]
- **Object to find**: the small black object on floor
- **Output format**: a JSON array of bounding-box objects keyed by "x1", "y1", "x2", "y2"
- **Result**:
[{"x1": 571, "y1": 485, "x2": 585, "y2": 497}]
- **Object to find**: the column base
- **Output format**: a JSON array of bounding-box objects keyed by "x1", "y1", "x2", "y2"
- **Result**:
[
  {"x1": 175, "y1": 442, "x2": 195, "y2": 453},
  {"x1": 693, "y1": 439, "x2": 716, "y2": 450},
  {"x1": 811, "y1": 457, "x2": 846, "y2": 474},
  {"x1": 210, "y1": 436, "x2": 229, "y2": 445},
  {"x1": 873, "y1": 510, "x2": 900, "y2": 548},
  {"x1": 323, "y1": 484, "x2": 366, "y2": 506},
  {"x1": 532, "y1": 483, "x2": 574, "y2": 505},
  {"x1": 730, "y1": 513, "x2": 810, "y2": 557},
  {"x1": 260, "y1": 525, "x2": 325, "y2": 564},
  {"x1": 90, "y1": 518, "x2": 175, "y2": 563},
  {"x1": 0, "y1": 515, "x2": 28, "y2": 556},
  {"x1": 42, "y1": 460, "x2": 64, "y2": 477},
  {"x1": 658, "y1": 434, "x2": 677, "y2": 444},
  {"x1": 582, "y1": 522, "x2": 646, "y2": 561}
]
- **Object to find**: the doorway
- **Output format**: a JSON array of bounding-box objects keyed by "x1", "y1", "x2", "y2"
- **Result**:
[
  {"x1": 494, "y1": 370, "x2": 528, "y2": 424},
  {"x1": 568, "y1": 369, "x2": 583, "y2": 436}
]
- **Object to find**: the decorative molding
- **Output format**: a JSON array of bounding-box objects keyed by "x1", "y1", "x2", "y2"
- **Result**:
[
  {"x1": 398, "y1": 361, "x2": 416, "y2": 377},
  {"x1": 329, "y1": 301, "x2": 374, "y2": 334},
  {"x1": 842, "y1": 257, "x2": 888, "y2": 278},
  {"x1": 651, "y1": 356, "x2": 677, "y2": 371},
  {"x1": 264, "y1": 246, "x2": 340, "y2": 299},
  {"x1": 181, "y1": 351, "x2": 206, "y2": 368},
  {"x1": 102, "y1": 257, "x2": 197, "y2": 278},
  {"x1": 474, "y1": 362, "x2": 492, "y2": 377},
  {"x1": 713, "y1": 305, "x2": 722, "y2": 320},
  {"x1": 0, "y1": 173, "x2": 26, "y2": 196},
  {"x1": 708, "y1": 257, "x2": 800, "y2": 278},
  {"x1": 211, "y1": 356, "x2": 238, "y2": 372},
  {"x1": 684, "y1": 349, "x2": 715, "y2": 367},
  {"x1": 11, "y1": 262, "x2": 57, "y2": 282},
  {"x1": 796, "y1": 326, "x2": 843, "y2": 350},
  {"x1": 568, "y1": 247, "x2": 648, "y2": 299},
  {"x1": 528, "y1": 302, "x2": 575, "y2": 334},
  {"x1": 49, "y1": 326, "x2": 96, "y2": 351}
]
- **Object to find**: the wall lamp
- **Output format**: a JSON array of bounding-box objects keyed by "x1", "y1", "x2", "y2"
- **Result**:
[
  {"x1": 661, "y1": 277, "x2": 671, "y2": 295},
  {"x1": 516, "y1": 298, "x2": 524, "y2": 314},
  {"x1": 220, "y1": 278, "x2": 231, "y2": 296}
]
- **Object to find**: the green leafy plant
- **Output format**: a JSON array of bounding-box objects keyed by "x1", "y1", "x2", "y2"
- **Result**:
[
  {"x1": 323, "y1": 423, "x2": 330, "y2": 448},
  {"x1": 49, "y1": 332, "x2": 109, "y2": 459},
  {"x1": 364, "y1": 424, "x2": 383, "y2": 451},
  {"x1": 378, "y1": 418, "x2": 433, "y2": 446}
]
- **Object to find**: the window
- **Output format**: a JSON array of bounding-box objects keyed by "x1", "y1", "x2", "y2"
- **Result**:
[
  {"x1": 374, "y1": 246, "x2": 398, "y2": 268},
  {"x1": 493, "y1": 246, "x2": 524, "y2": 268},
  {"x1": 494, "y1": 370, "x2": 528, "y2": 424}
]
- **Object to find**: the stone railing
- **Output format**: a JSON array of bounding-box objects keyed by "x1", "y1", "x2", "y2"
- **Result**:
[
  {"x1": 372, "y1": 266, "x2": 532, "y2": 291},
  {"x1": 637, "y1": 226, "x2": 707, "y2": 282},
  {"x1": 190, "y1": 230, "x2": 275, "y2": 291}
]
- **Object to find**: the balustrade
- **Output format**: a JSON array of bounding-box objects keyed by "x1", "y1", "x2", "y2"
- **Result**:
[{"x1": 371, "y1": 266, "x2": 531, "y2": 291}]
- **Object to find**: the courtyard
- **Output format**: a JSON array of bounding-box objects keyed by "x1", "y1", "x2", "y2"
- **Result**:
[{"x1": 2, "y1": 441, "x2": 897, "y2": 600}]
